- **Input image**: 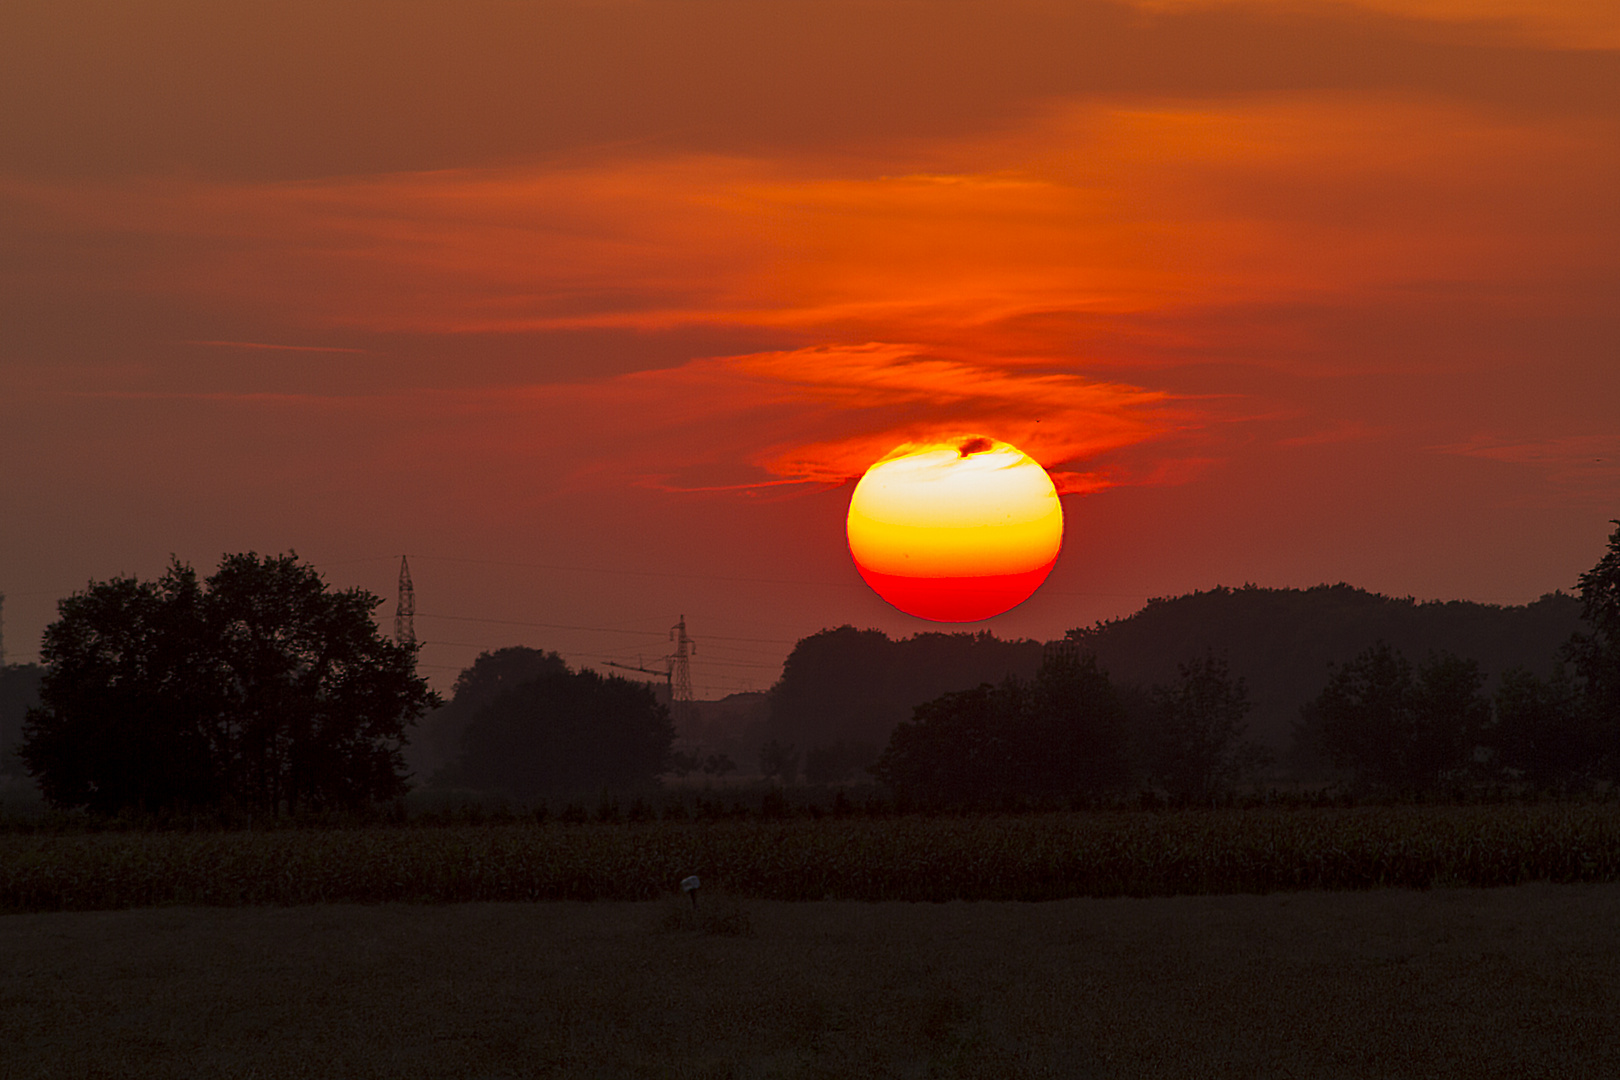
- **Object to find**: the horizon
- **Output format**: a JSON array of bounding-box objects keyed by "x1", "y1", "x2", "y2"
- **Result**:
[{"x1": 0, "y1": 566, "x2": 1592, "y2": 699}]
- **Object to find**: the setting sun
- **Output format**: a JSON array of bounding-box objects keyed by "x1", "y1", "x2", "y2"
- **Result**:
[{"x1": 847, "y1": 437, "x2": 1064, "y2": 622}]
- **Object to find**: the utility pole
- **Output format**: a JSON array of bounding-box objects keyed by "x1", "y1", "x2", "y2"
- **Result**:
[
  {"x1": 670, "y1": 614, "x2": 695, "y2": 729},
  {"x1": 394, "y1": 556, "x2": 416, "y2": 649},
  {"x1": 0, "y1": 591, "x2": 6, "y2": 668}
]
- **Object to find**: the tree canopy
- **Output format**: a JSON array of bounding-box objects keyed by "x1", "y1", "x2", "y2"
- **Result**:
[
  {"x1": 1142, "y1": 654, "x2": 1267, "y2": 802},
  {"x1": 1308, "y1": 642, "x2": 1490, "y2": 791},
  {"x1": 1, "y1": 662, "x2": 43, "y2": 779},
  {"x1": 453, "y1": 664, "x2": 675, "y2": 801},
  {"x1": 412, "y1": 646, "x2": 568, "y2": 781},
  {"x1": 1566, "y1": 519, "x2": 1620, "y2": 774},
  {"x1": 20, "y1": 553, "x2": 435, "y2": 815},
  {"x1": 870, "y1": 649, "x2": 1127, "y2": 808},
  {"x1": 764, "y1": 626, "x2": 1044, "y2": 765}
]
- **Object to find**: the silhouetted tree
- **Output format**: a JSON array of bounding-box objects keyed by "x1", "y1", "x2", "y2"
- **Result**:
[
  {"x1": 20, "y1": 565, "x2": 222, "y2": 813},
  {"x1": 21, "y1": 553, "x2": 434, "y2": 815},
  {"x1": 1024, "y1": 648, "x2": 1129, "y2": 796},
  {"x1": 1143, "y1": 653, "x2": 1267, "y2": 802},
  {"x1": 1489, "y1": 666, "x2": 1594, "y2": 789},
  {"x1": 871, "y1": 681, "x2": 1021, "y2": 807},
  {"x1": 1565, "y1": 519, "x2": 1620, "y2": 776},
  {"x1": 871, "y1": 650, "x2": 1127, "y2": 807},
  {"x1": 1311, "y1": 642, "x2": 1489, "y2": 791},
  {"x1": 415, "y1": 647, "x2": 568, "y2": 781},
  {"x1": 455, "y1": 666, "x2": 674, "y2": 801},
  {"x1": 765, "y1": 626, "x2": 1043, "y2": 758},
  {"x1": 1, "y1": 663, "x2": 44, "y2": 778}
]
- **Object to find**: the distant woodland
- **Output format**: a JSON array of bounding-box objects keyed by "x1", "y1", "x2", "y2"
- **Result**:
[
  {"x1": 7, "y1": 522, "x2": 1618, "y2": 812},
  {"x1": 403, "y1": 578, "x2": 1597, "y2": 803},
  {"x1": 744, "y1": 585, "x2": 1575, "y2": 764}
]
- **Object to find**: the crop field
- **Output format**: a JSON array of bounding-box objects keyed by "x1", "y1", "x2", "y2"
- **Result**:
[
  {"x1": 7, "y1": 887, "x2": 1620, "y2": 1078},
  {"x1": 5, "y1": 802, "x2": 1620, "y2": 913}
]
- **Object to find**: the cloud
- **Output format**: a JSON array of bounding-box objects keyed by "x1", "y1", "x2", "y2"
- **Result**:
[
  {"x1": 3, "y1": 0, "x2": 1613, "y2": 183},
  {"x1": 7, "y1": 93, "x2": 1610, "y2": 372},
  {"x1": 3, "y1": 84, "x2": 1614, "y2": 520},
  {"x1": 675, "y1": 343, "x2": 1176, "y2": 490}
]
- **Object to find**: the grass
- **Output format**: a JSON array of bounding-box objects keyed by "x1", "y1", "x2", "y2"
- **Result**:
[
  {"x1": 5, "y1": 886, "x2": 1620, "y2": 1078},
  {"x1": 5, "y1": 803, "x2": 1620, "y2": 912}
]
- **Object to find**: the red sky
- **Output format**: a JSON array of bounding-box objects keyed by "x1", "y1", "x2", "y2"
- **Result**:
[{"x1": 3, "y1": 0, "x2": 1617, "y2": 694}]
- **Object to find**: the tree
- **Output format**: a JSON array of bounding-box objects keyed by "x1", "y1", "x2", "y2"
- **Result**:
[
  {"x1": 455, "y1": 666, "x2": 674, "y2": 801},
  {"x1": 414, "y1": 647, "x2": 568, "y2": 781},
  {"x1": 1024, "y1": 647, "x2": 1129, "y2": 797},
  {"x1": 1565, "y1": 519, "x2": 1620, "y2": 775},
  {"x1": 1, "y1": 663, "x2": 45, "y2": 778},
  {"x1": 1143, "y1": 653, "x2": 1266, "y2": 802},
  {"x1": 1311, "y1": 642, "x2": 1489, "y2": 791},
  {"x1": 871, "y1": 681, "x2": 1020, "y2": 807},
  {"x1": 1490, "y1": 666, "x2": 1594, "y2": 789},
  {"x1": 20, "y1": 564, "x2": 221, "y2": 814},
  {"x1": 870, "y1": 649, "x2": 1128, "y2": 807},
  {"x1": 765, "y1": 627, "x2": 1043, "y2": 757},
  {"x1": 20, "y1": 553, "x2": 435, "y2": 815}
]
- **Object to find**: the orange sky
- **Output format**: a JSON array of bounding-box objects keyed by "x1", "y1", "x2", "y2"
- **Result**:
[{"x1": 2, "y1": 0, "x2": 1617, "y2": 692}]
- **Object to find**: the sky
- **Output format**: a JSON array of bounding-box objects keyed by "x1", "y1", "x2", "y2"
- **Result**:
[{"x1": 2, "y1": 0, "x2": 1617, "y2": 696}]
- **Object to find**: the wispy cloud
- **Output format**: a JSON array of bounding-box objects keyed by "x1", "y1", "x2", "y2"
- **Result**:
[{"x1": 628, "y1": 343, "x2": 1178, "y2": 492}]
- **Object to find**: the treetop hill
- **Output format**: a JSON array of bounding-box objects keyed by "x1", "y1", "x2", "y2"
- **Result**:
[
  {"x1": 7, "y1": 521, "x2": 1618, "y2": 813},
  {"x1": 750, "y1": 585, "x2": 1582, "y2": 772},
  {"x1": 1067, "y1": 584, "x2": 1583, "y2": 753}
]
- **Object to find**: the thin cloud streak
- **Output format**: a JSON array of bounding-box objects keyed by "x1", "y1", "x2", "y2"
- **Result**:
[{"x1": 7, "y1": 95, "x2": 1611, "y2": 358}]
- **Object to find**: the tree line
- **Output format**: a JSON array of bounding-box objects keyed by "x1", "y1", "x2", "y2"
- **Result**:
[
  {"x1": 11, "y1": 521, "x2": 1620, "y2": 815},
  {"x1": 870, "y1": 648, "x2": 1266, "y2": 807},
  {"x1": 877, "y1": 521, "x2": 1620, "y2": 804}
]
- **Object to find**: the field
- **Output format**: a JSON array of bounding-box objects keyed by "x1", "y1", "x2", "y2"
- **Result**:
[
  {"x1": 6, "y1": 886, "x2": 1620, "y2": 1078},
  {"x1": 9, "y1": 806, "x2": 1620, "y2": 1076},
  {"x1": 5, "y1": 803, "x2": 1620, "y2": 912}
]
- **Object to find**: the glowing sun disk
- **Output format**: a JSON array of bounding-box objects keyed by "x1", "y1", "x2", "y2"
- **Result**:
[{"x1": 847, "y1": 437, "x2": 1063, "y2": 621}]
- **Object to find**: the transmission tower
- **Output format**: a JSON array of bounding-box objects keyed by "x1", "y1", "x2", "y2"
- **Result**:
[
  {"x1": 670, "y1": 614, "x2": 696, "y2": 727},
  {"x1": 394, "y1": 556, "x2": 416, "y2": 649}
]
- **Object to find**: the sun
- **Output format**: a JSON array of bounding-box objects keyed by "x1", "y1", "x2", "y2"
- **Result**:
[{"x1": 846, "y1": 436, "x2": 1064, "y2": 622}]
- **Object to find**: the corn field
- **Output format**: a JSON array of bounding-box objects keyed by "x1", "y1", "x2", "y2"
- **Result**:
[{"x1": 5, "y1": 804, "x2": 1620, "y2": 913}]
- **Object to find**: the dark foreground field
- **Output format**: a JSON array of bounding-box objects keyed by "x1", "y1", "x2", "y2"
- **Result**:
[{"x1": 5, "y1": 885, "x2": 1620, "y2": 1079}]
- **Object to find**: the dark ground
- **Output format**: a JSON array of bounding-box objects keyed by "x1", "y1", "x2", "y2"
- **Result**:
[{"x1": 4, "y1": 885, "x2": 1618, "y2": 1078}]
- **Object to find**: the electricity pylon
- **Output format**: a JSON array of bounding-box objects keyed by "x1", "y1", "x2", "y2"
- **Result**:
[
  {"x1": 394, "y1": 556, "x2": 416, "y2": 649},
  {"x1": 670, "y1": 614, "x2": 696, "y2": 729}
]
